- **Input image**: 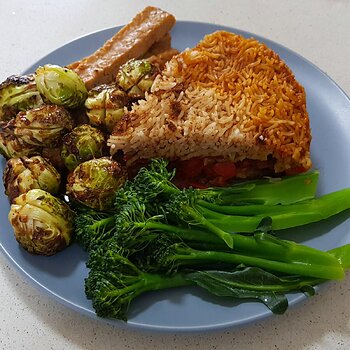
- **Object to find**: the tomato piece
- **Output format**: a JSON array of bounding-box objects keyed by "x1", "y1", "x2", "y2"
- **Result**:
[
  {"x1": 285, "y1": 166, "x2": 307, "y2": 176},
  {"x1": 174, "y1": 159, "x2": 236, "y2": 188},
  {"x1": 175, "y1": 158, "x2": 204, "y2": 179},
  {"x1": 203, "y1": 164, "x2": 217, "y2": 178},
  {"x1": 212, "y1": 161, "x2": 237, "y2": 179}
]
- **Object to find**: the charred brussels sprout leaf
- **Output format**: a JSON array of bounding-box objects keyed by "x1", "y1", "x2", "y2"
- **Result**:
[
  {"x1": 0, "y1": 105, "x2": 73, "y2": 159},
  {"x1": 3, "y1": 156, "x2": 61, "y2": 203},
  {"x1": 8, "y1": 189, "x2": 74, "y2": 255},
  {"x1": 67, "y1": 157, "x2": 127, "y2": 211},
  {"x1": 41, "y1": 147, "x2": 66, "y2": 170},
  {"x1": 0, "y1": 74, "x2": 44, "y2": 122},
  {"x1": 117, "y1": 59, "x2": 158, "y2": 100},
  {"x1": 12, "y1": 104, "x2": 74, "y2": 147},
  {"x1": 85, "y1": 84, "x2": 129, "y2": 133},
  {"x1": 0, "y1": 128, "x2": 40, "y2": 159},
  {"x1": 35, "y1": 64, "x2": 88, "y2": 108},
  {"x1": 61, "y1": 124, "x2": 106, "y2": 171},
  {"x1": 84, "y1": 86, "x2": 107, "y2": 127}
]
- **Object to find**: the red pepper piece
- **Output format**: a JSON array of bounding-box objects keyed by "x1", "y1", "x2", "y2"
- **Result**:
[{"x1": 212, "y1": 161, "x2": 237, "y2": 180}]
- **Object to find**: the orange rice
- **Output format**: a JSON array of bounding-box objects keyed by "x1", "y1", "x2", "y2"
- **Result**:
[{"x1": 108, "y1": 31, "x2": 312, "y2": 175}]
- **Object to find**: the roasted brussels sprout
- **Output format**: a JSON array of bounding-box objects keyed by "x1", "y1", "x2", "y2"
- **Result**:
[
  {"x1": 3, "y1": 156, "x2": 61, "y2": 203},
  {"x1": 41, "y1": 146, "x2": 66, "y2": 170},
  {"x1": 61, "y1": 124, "x2": 106, "y2": 171},
  {"x1": 117, "y1": 59, "x2": 158, "y2": 99},
  {"x1": 35, "y1": 64, "x2": 88, "y2": 108},
  {"x1": 8, "y1": 189, "x2": 74, "y2": 255},
  {"x1": 66, "y1": 157, "x2": 126, "y2": 211},
  {"x1": 0, "y1": 74, "x2": 43, "y2": 121},
  {"x1": 11, "y1": 104, "x2": 74, "y2": 147},
  {"x1": 85, "y1": 83, "x2": 129, "y2": 132},
  {"x1": 0, "y1": 129, "x2": 40, "y2": 159}
]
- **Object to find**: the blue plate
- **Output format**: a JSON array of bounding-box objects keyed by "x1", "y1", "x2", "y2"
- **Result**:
[{"x1": 1, "y1": 21, "x2": 350, "y2": 332}]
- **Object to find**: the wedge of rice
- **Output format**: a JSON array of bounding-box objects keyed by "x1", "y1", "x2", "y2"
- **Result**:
[{"x1": 108, "y1": 31, "x2": 312, "y2": 178}]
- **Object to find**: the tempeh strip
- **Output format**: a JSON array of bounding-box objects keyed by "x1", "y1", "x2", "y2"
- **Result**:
[
  {"x1": 142, "y1": 33, "x2": 172, "y2": 58},
  {"x1": 70, "y1": 6, "x2": 176, "y2": 89},
  {"x1": 67, "y1": 32, "x2": 172, "y2": 71}
]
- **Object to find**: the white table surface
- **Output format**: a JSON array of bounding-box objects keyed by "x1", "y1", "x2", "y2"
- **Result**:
[{"x1": 1, "y1": 0, "x2": 350, "y2": 349}]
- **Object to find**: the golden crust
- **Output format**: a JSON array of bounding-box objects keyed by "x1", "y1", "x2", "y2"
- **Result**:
[{"x1": 109, "y1": 31, "x2": 312, "y2": 174}]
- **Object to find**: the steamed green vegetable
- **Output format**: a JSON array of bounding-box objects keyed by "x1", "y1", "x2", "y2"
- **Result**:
[
  {"x1": 75, "y1": 210, "x2": 116, "y2": 251},
  {"x1": 74, "y1": 159, "x2": 350, "y2": 321},
  {"x1": 85, "y1": 240, "x2": 192, "y2": 320},
  {"x1": 77, "y1": 202, "x2": 344, "y2": 280},
  {"x1": 83, "y1": 202, "x2": 341, "y2": 278},
  {"x1": 147, "y1": 237, "x2": 344, "y2": 280},
  {"x1": 198, "y1": 171, "x2": 319, "y2": 205},
  {"x1": 83, "y1": 235, "x2": 350, "y2": 320},
  {"x1": 202, "y1": 189, "x2": 350, "y2": 232},
  {"x1": 0, "y1": 74, "x2": 44, "y2": 121},
  {"x1": 128, "y1": 161, "x2": 350, "y2": 239},
  {"x1": 8, "y1": 189, "x2": 74, "y2": 255},
  {"x1": 35, "y1": 64, "x2": 88, "y2": 108},
  {"x1": 61, "y1": 124, "x2": 106, "y2": 171},
  {"x1": 3, "y1": 156, "x2": 61, "y2": 202},
  {"x1": 112, "y1": 160, "x2": 332, "y2": 248}
]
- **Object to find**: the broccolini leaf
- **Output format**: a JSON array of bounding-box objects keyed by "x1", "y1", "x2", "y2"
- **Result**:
[{"x1": 185, "y1": 267, "x2": 318, "y2": 315}]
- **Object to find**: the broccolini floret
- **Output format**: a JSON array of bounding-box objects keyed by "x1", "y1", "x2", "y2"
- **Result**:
[{"x1": 75, "y1": 159, "x2": 350, "y2": 321}]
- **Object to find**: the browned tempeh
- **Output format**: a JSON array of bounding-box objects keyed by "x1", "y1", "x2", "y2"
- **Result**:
[
  {"x1": 142, "y1": 33, "x2": 172, "y2": 58},
  {"x1": 67, "y1": 33, "x2": 172, "y2": 71},
  {"x1": 71, "y1": 7, "x2": 176, "y2": 90}
]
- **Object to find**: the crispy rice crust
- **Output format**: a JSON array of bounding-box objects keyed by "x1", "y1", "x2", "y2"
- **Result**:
[{"x1": 109, "y1": 31, "x2": 312, "y2": 174}]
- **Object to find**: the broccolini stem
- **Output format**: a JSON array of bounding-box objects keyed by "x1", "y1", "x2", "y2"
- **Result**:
[
  {"x1": 114, "y1": 272, "x2": 194, "y2": 310},
  {"x1": 115, "y1": 273, "x2": 192, "y2": 300},
  {"x1": 172, "y1": 247, "x2": 345, "y2": 280},
  {"x1": 136, "y1": 220, "x2": 342, "y2": 269},
  {"x1": 90, "y1": 275, "x2": 192, "y2": 320},
  {"x1": 141, "y1": 271, "x2": 194, "y2": 291},
  {"x1": 206, "y1": 170, "x2": 319, "y2": 205},
  {"x1": 139, "y1": 221, "x2": 219, "y2": 243},
  {"x1": 198, "y1": 188, "x2": 350, "y2": 217},
  {"x1": 201, "y1": 188, "x2": 350, "y2": 233},
  {"x1": 186, "y1": 206, "x2": 234, "y2": 248},
  {"x1": 90, "y1": 216, "x2": 115, "y2": 229},
  {"x1": 328, "y1": 244, "x2": 350, "y2": 269}
]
